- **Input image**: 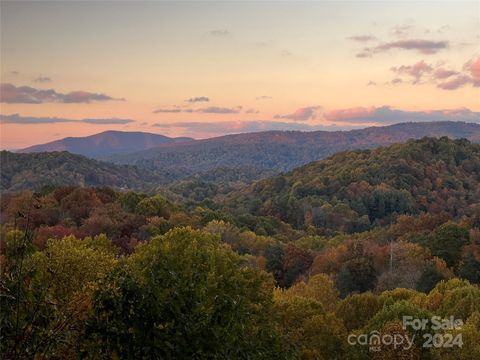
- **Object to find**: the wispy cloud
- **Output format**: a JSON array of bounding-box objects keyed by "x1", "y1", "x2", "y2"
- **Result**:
[
  {"x1": 210, "y1": 29, "x2": 230, "y2": 36},
  {"x1": 379, "y1": 39, "x2": 448, "y2": 54},
  {"x1": 323, "y1": 106, "x2": 480, "y2": 124},
  {"x1": 436, "y1": 25, "x2": 451, "y2": 34},
  {"x1": 0, "y1": 113, "x2": 134, "y2": 124},
  {"x1": 185, "y1": 96, "x2": 209, "y2": 103},
  {"x1": 197, "y1": 106, "x2": 240, "y2": 114},
  {"x1": 274, "y1": 106, "x2": 321, "y2": 121},
  {"x1": 81, "y1": 118, "x2": 134, "y2": 124},
  {"x1": 437, "y1": 75, "x2": 473, "y2": 90},
  {"x1": 33, "y1": 76, "x2": 52, "y2": 83},
  {"x1": 153, "y1": 108, "x2": 184, "y2": 113},
  {"x1": 356, "y1": 51, "x2": 371, "y2": 58},
  {"x1": 0, "y1": 83, "x2": 124, "y2": 104},
  {"x1": 358, "y1": 39, "x2": 448, "y2": 57},
  {"x1": 391, "y1": 24, "x2": 414, "y2": 38},
  {"x1": 153, "y1": 106, "x2": 241, "y2": 114},
  {"x1": 256, "y1": 95, "x2": 272, "y2": 100},
  {"x1": 348, "y1": 35, "x2": 377, "y2": 43}
]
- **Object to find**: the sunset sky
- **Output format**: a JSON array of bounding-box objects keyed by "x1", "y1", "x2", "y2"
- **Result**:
[{"x1": 1, "y1": 1, "x2": 479, "y2": 149}]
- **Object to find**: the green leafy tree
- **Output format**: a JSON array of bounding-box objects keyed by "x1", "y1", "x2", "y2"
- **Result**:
[
  {"x1": 458, "y1": 252, "x2": 480, "y2": 284},
  {"x1": 118, "y1": 191, "x2": 147, "y2": 212},
  {"x1": 416, "y1": 263, "x2": 446, "y2": 293},
  {"x1": 1, "y1": 232, "x2": 117, "y2": 359},
  {"x1": 84, "y1": 227, "x2": 292, "y2": 359},
  {"x1": 336, "y1": 292, "x2": 383, "y2": 331},
  {"x1": 336, "y1": 257, "x2": 377, "y2": 298},
  {"x1": 439, "y1": 283, "x2": 480, "y2": 320},
  {"x1": 287, "y1": 274, "x2": 339, "y2": 312},
  {"x1": 265, "y1": 243, "x2": 285, "y2": 284},
  {"x1": 135, "y1": 194, "x2": 172, "y2": 218},
  {"x1": 423, "y1": 223, "x2": 469, "y2": 267},
  {"x1": 273, "y1": 289, "x2": 346, "y2": 359}
]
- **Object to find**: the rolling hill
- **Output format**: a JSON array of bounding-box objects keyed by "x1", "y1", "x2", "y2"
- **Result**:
[
  {"x1": 223, "y1": 137, "x2": 480, "y2": 233},
  {"x1": 109, "y1": 122, "x2": 480, "y2": 182},
  {"x1": 18, "y1": 130, "x2": 193, "y2": 158},
  {"x1": 0, "y1": 151, "x2": 159, "y2": 192}
]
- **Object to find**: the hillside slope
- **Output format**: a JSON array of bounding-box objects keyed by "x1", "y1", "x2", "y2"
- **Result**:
[
  {"x1": 0, "y1": 151, "x2": 158, "y2": 192},
  {"x1": 224, "y1": 137, "x2": 480, "y2": 232},
  {"x1": 18, "y1": 130, "x2": 193, "y2": 158},
  {"x1": 109, "y1": 122, "x2": 480, "y2": 182}
]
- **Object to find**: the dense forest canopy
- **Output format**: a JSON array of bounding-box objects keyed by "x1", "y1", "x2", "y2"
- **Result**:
[
  {"x1": 226, "y1": 137, "x2": 480, "y2": 234},
  {"x1": 1, "y1": 137, "x2": 480, "y2": 359},
  {"x1": 0, "y1": 150, "x2": 161, "y2": 192}
]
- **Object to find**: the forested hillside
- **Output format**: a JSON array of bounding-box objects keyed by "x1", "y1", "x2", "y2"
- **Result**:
[
  {"x1": 0, "y1": 151, "x2": 159, "y2": 192},
  {"x1": 109, "y1": 122, "x2": 480, "y2": 183},
  {"x1": 226, "y1": 137, "x2": 480, "y2": 233},
  {"x1": 0, "y1": 151, "x2": 270, "y2": 194}
]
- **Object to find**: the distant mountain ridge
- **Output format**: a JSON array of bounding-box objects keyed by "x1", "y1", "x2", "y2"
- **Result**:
[
  {"x1": 6, "y1": 122, "x2": 480, "y2": 191},
  {"x1": 18, "y1": 130, "x2": 193, "y2": 158},
  {"x1": 108, "y1": 121, "x2": 480, "y2": 181}
]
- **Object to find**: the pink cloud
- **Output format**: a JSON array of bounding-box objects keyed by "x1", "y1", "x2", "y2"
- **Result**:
[
  {"x1": 323, "y1": 106, "x2": 480, "y2": 124},
  {"x1": 464, "y1": 57, "x2": 480, "y2": 86},
  {"x1": 433, "y1": 68, "x2": 459, "y2": 79},
  {"x1": 378, "y1": 56, "x2": 479, "y2": 90},
  {"x1": 391, "y1": 60, "x2": 433, "y2": 81},
  {"x1": 274, "y1": 106, "x2": 321, "y2": 121},
  {"x1": 324, "y1": 106, "x2": 376, "y2": 122},
  {"x1": 437, "y1": 75, "x2": 472, "y2": 90}
]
